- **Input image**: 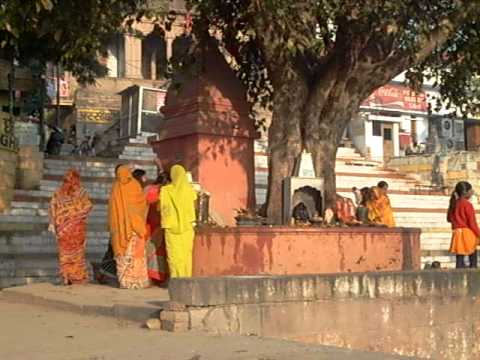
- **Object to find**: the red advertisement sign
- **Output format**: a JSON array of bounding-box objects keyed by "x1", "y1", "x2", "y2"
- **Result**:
[{"x1": 362, "y1": 84, "x2": 427, "y2": 112}]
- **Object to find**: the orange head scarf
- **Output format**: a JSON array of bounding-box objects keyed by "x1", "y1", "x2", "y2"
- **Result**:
[
  {"x1": 108, "y1": 165, "x2": 148, "y2": 257},
  {"x1": 58, "y1": 169, "x2": 81, "y2": 197},
  {"x1": 367, "y1": 186, "x2": 396, "y2": 227}
]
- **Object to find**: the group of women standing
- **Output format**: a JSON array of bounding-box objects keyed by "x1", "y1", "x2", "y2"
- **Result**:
[{"x1": 49, "y1": 163, "x2": 197, "y2": 288}]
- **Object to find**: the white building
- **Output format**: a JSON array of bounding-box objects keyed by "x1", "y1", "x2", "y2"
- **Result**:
[{"x1": 349, "y1": 79, "x2": 430, "y2": 162}]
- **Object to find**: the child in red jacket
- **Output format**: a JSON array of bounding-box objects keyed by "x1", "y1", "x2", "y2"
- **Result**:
[{"x1": 447, "y1": 181, "x2": 480, "y2": 268}]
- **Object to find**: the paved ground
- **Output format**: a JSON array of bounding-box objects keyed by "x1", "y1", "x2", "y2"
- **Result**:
[
  {"x1": 1, "y1": 282, "x2": 170, "y2": 322},
  {"x1": 0, "y1": 298, "x2": 411, "y2": 360}
]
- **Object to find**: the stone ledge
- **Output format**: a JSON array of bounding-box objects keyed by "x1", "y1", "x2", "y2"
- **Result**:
[
  {"x1": 169, "y1": 269, "x2": 480, "y2": 307},
  {"x1": 1, "y1": 283, "x2": 169, "y2": 322}
]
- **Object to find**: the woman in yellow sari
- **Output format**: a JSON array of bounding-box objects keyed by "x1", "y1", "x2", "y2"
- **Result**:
[
  {"x1": 108, "y1": 165, "x2": 149, "y2": 289},
  {"x1": 367, "y1": 181, "x2": 396, "y2": 227},
  {"x1": 160, "y1": 165, "x2": 197, "y2": 278}
]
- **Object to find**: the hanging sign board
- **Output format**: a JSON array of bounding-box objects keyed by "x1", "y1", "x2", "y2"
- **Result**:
[{"x1": 0, "y1": 113, "x2": 19, "y2": 152}]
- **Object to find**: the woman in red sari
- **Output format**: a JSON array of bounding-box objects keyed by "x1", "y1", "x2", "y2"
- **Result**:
[
  {"x1": 145, "y1": 172, "x2": 170, "y2": 284},
  {"x1": 49, "y1": 169, "x2": 93, "y2": 285}
]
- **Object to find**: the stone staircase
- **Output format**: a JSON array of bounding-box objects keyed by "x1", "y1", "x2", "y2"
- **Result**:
[
  {"x1": 0, "y1": 152, "x2": 157, "y2": 288},
  {"x1": 0, "y1": 141, "x2": 463, "y2": 288},
  {"x1": 255, "y1": 142, "x2": 459, "y2": 269},
  {"x1": 97, "y1": 134, "x2": 158, "y2": 162}
]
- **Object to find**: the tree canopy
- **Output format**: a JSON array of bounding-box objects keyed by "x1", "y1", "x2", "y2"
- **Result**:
[
  {"x1": 0, "y1": 0, "x2": 169, "y2": 82},
  {"x1": 190, "y1": 0, "x2": 480, "y2": 114},
  {"x1": 187, "y1": 0, "x2": 480, "y2": 222}
]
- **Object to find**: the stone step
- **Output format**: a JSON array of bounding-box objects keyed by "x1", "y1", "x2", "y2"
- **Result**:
[
  {"x1": 43, "y1": 166, "x2": 157, "y2": 180},
  {"x1": 2, "y1": 207, "x2": 106, "y2": 217},
  {"x1": 0, "y1": 253, "x2": 104, "y2": 270},
  {"x1": 40, "y1": 179, "x2": 113, "y2": 190},
  {"x1": 15, "y1": 189, "x2": 109, "y2": 201},
  {"x1": 44, "y1": 161, "x2": 157, "y2": 172},
  {"x1": 0, "y1": 276, "x2": 59, "y2": 289},
  {"x1": 118, "y1": 154, "x2": 157, "y2": 161},
  {"x1": 122, "y1": 145, "x2": 156, "y2": 154},
  {"x1": 337, "y1": 193, "x2": 449, "y2": 209},
  {"x1": 255, "y1": 174, "x2": 417, "y2": 191},
  {"x1": 0, "y1": 214, "x2": 108, "y2": 225},
  {"x1": 9, "y1": 201, "x2": 108, "y2": 211},
  {"x1": 0, "y1": 231, "x2": 109, "y2": 245},
  {"x1": 43, "y1": 168, "x2": 116, "y2": 178},
  {"x1": 0, "y1": 244, "x2": 107, "y2": 256}
]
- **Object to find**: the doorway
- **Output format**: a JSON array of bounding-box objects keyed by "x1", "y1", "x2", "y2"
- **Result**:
[{"x1": 382, "y1": 123, "x2": 394, "y2": 161}]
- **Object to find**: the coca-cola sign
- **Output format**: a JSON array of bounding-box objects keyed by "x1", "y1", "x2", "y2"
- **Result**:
[{"x1": 363, "y1": 84, "x2": 427, "y2": 112}]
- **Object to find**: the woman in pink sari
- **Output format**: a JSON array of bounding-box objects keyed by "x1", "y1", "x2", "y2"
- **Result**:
[{"x1": 145, "y1": 172, "x2": 170, "y2": 285}]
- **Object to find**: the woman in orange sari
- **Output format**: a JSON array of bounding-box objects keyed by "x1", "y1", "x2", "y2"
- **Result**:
[
  {"x1": 108, "y1": 165, "x2": 149, "y2": 289},
  {"x1": 367, "y1": 181, "x2": 396, "y2": 227},
  {"x1": 49, "y1": 169, "x2": 92, "y2": 285}
]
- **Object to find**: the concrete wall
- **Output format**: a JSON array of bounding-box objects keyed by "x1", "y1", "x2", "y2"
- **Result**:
[
  {"x1": 15, "y1": 122, "x2": 43, "y2": 190},
  {"x1": 388, "y1": 151, "x2": 480, "y2": 193},
  {"x1": 0, "y1": 147, "x2": 17, "y2": 211},
  {"x1": 167, "y1": 270, "x2": 480, "y2": 359},
  {"x1": 193, "y1": 227, "x2": 420, "y2": 276}
]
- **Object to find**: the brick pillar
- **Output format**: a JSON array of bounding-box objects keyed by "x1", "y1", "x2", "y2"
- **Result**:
[
  {"x1": 152, "y1": 40, "x2": 257, "y2": 225},
  {"x1": 124, "y1": 35, "x2": 142, "y2": 79}
]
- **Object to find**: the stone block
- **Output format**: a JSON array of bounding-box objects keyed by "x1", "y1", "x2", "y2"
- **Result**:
[
  {"x1": 376, "y1": 275, "x2": 396, "y2": 298},
  {"x1": 163, "y1": 301, "x2": 187, "y2": 312},
  {"x1": 188, "y1": 308, "x2": 209, "y2": 331},
  {"x1": 161, "y1": 320, "x2": 189, "y2": 332},
  {"x1": 160, "y1": 310, "x2": 189, "y2": 323},
  {"x1": 168, "y1": 277, "x2": 227, "y2": 306},
  {"x1": 202, "y1": 306, "x2": 240, "y2": 335},
  {"x1": 145, "y1": 318, "x2": 162, "y2": 330},
  {"x1": 161, "y1": 310, "x2": 190, "y2": 332}
]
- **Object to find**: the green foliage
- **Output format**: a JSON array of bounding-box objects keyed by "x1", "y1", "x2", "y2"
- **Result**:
[
  {"x1": 0, "y1": 0, "x2": 169, "y2": 83},
  {"x1": 188, "y1": 0, "x2": 480, "y2": 116}
]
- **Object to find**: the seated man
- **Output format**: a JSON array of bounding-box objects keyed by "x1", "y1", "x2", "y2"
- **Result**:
[{"x1": 366, "y1": 181, "x2": 396, "y2": 227}]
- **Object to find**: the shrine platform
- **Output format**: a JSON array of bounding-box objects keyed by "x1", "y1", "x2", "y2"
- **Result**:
[{"x1": 193, "y1": 226, "x2": 421, "y2": 276}]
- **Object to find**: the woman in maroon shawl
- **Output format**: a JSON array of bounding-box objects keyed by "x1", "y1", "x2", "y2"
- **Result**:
[{"x1": 145, "y1": 172, "x2": 170, "y2": 284}]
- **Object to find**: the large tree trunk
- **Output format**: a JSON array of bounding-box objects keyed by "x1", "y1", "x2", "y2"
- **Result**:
[
  {"x1": 304, "y1": 78, "x2": 361, "y2": 211},
  {"x1": 265, "y1": 80, "x2": 306, "y2": 224},
  {"x1": 310, "y1": 132, "x2": 339, "y2": 212}
]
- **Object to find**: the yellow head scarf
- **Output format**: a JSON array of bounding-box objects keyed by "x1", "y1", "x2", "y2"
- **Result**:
[
  {"x1": 108, "y1": 165, "x2": 148, "y2": 256},
  {"x1": 160, "y1": 165, "x2": 197, "y2": 233}
]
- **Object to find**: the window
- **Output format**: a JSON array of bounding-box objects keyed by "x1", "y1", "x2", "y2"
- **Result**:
[
  {"x1": 106, "y1": 34, "x2": 125, "y2": 78},
  {"x1": 372, "y1": 121, "x2": 382, "y2": 136},
  {"x1": 1, "y1": 106, "x2": 20, "y2": 116},
  {"x1": 383, "y1": 128, "x2": 392, "y2": 141}
]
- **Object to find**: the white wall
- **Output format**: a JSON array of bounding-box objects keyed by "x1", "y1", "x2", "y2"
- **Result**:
[
  {"x1": 416, "y1": 117, "x2": 429, "y2": 143},
  {"x1": 350, "y1": 114, "x2": 367, "y2": 156},
  {"x1": 393, "y1": 123, "x2": 400, "y2": 157},
  {"x1": 369, "y1": 134, "x2": 384, "y2": 161},
  {"x1": 106, "y1": 46, "x2": 118, "y2": 78}
]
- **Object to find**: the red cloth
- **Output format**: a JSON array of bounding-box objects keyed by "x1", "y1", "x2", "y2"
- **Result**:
[
  {"x1": 335, "y1": 195, "x2": 356, "y2": 224},
  {"x1": 447, "y1": 198, "x2": 480, "y2": 237},
  {"x1": 145, "y1": 185, "x2": 168, "y2": 283}
]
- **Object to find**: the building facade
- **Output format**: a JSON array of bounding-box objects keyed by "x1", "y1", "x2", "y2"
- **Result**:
[{"x1": 59, "y1": 1, "x2": 190, "y2": 141}]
